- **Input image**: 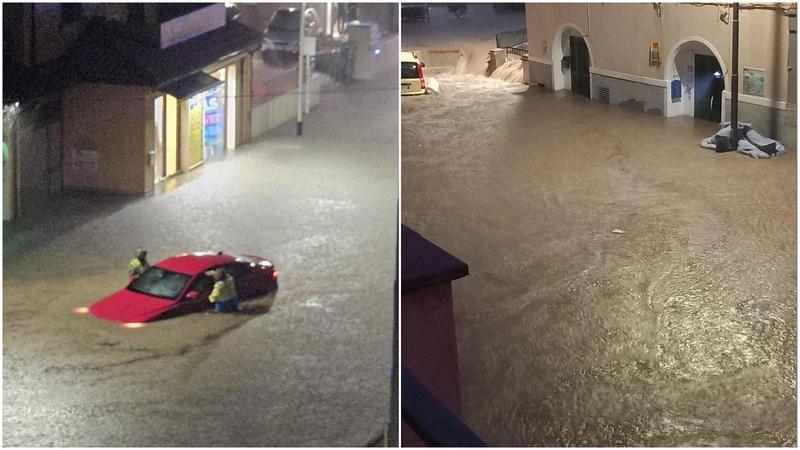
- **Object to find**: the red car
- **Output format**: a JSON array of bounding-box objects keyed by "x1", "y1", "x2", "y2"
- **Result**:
[{"x1": 90, "y1": 252, "x2": 278, "y2": 323}]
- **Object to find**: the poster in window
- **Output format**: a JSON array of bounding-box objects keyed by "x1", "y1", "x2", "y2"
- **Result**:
[
  {"x1": 188, "y1": 93, "x2": 204, "y2": 167},
  {"x1": 743, "y1": 67, "x2": 765, "y2": 96}
]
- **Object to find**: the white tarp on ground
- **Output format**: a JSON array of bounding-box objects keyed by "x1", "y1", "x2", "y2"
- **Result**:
[{"x1": 700, "y1": 122, "x2": 786, "y2": 159}]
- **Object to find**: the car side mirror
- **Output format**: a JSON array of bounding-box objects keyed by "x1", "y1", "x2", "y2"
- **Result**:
[
  {"x1": 420, "y1": 62, "x2": 426, "y2": 68},
  {"x1": 185, "y1": 291, "x2": 199, "y2": 300}
]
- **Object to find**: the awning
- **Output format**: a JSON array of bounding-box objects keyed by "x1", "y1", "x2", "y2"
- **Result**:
[
  {"x1": 158, "y1": 72, "x2": 224, "y2": 99},
  {"x1": 18, "y1": 19, "x2": 262, "y2": 104}
]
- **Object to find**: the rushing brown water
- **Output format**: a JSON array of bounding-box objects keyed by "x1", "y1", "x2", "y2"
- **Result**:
[{"x1": 402, "y1": 73, "x2": 796, "y2": 446}]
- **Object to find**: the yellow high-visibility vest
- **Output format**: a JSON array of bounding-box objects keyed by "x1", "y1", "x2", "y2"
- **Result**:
[
  {"x1": 209, "y1": 277, "x2": 237, "y2": 303},
  {"x1": 129, "y1": 258, "x2": 149, "y2": 276}
]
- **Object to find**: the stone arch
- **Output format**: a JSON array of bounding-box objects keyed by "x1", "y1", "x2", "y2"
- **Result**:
[
  {"x1": 550, "y1": 23, "x2": 594, "y2": 92},
  {"x1": 664, "y1": 36, "x2": 727, "y2": 118}
]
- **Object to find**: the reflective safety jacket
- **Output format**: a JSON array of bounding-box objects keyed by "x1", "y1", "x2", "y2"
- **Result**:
[
  {"x1": 128, "y1": 258, "x2": 149, "y2": 276},
  {"x1": 209, "y1": 276, "x2": 238, "y2": 303}
]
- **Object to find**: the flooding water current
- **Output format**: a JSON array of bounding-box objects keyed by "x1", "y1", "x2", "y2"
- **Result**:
[{"x1": 402, "y1": 73, "x2": 796, "y2": 446}]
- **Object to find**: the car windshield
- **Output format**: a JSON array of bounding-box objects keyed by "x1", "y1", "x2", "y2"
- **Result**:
[
  {"x1": 270, "y1": 10, "x2": 300, "y2": 32},
  {"x1": 127, "y1": 267, "x2": 191, "y2": 300},
  {"x1": 401, "y1": 62, "x2": 419, "y2": 79}
]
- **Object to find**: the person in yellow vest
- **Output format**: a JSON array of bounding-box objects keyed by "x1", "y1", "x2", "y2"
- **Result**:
[
  {"x1": 128, "y1": 248, "x2": 150, "y2": 282},
  {"x1": 208, "y1": 268, "x2": 239, "y2": 313}
]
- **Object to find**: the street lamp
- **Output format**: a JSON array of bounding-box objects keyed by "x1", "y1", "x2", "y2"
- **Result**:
[{"x1": 297, "y1": 2, "x2": 306, "y2": 136}]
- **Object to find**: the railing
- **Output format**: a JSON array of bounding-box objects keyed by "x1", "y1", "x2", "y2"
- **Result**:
[
  {"x1": 506, "y1": 43, "x2": 529, "y2": 59},
  {"x1": 402, "y1": 367, "x2": 486, "y2": 447}
]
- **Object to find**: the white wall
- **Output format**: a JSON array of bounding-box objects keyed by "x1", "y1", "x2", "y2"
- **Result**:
[
  {"x1": 251, "y1": 74, "x2": 332, "y2": 138},
  {"x1": 526, "y1": 3, "x2": 793, "y2": 105}
]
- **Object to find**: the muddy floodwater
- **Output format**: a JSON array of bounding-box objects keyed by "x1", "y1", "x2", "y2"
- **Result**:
[
  {"x1": 402, "y1": 74, "x2": 796, "y2": 446},
  {"x1": 4, "y1": 38, "x2": 398, "y2": 447}
]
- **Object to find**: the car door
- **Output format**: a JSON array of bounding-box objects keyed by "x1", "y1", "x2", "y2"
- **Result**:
[
  {"x1": 223, "y1": 262, "x2": 259, "y2": 299},
  {"x1": 177, "y1": 272, "x2": 216, "y2": 314}
]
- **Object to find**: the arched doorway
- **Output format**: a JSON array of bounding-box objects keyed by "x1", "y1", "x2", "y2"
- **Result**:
[
  {"x1": 551, "y1": 24, "x2": 592, "y2": 98},
  {"x1": 665, "y1": 37, "x2": 726, "y2": 122}
]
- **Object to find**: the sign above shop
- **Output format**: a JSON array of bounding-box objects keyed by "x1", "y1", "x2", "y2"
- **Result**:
[
  {"x1": 161, "y1": 4, "x2": 226, "y2": 50},
  {"x1": 160, "y1": 72, "x2": 224, "y2": 99}
]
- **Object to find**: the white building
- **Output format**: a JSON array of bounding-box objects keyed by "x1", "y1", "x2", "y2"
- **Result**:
[{"x1": 524, "y1": 3, "x2": 796, "y2": 147}]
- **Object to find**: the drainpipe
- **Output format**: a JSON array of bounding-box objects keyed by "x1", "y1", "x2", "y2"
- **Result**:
[
  {"x1": 730, "y1": 3, "x2": 740, "y2": 141},
  {"x1": 585, "y1": 3, "x2": 590, "y2": 36},
  {"x1": 297, "y1": 2, "x2": 306, "y2": 136},
  {"x1": 326, "y1": 1, "x2": 332, "y2": 36}
]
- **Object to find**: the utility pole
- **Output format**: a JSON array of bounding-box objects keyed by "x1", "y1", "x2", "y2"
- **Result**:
[
  {"x1": 326, "y1": 1, "x2": 332, "y2": 36},
  {"x1": 297, "y1": 2, "x2": 306, "y2": 136},
  {"x1": 730, "y1": 2, "x2": 740, "y2": 142}
]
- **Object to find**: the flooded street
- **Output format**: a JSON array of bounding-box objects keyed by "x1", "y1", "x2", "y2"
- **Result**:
[
  {"x1": 4, "y1": 37, "x2": 398, "y2": 446},
  {"x1": 402, "y1": 72, "x2": 796, "y2": 446}
]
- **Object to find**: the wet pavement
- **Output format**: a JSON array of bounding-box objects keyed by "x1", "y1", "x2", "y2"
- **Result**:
[
  {"x1": 402, "y1": 73, "x2": 796, "y2": 446},
  {"x1": 4, "y1": 36, "x2": 398, "y2": 447}
]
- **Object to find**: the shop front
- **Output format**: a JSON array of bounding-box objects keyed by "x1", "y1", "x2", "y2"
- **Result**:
[
  {"x1": 153, "y1": 56, "x2": 248, "y2": 185},
  {"x1": 58, "y1": 17, "x2": 259, "y2": 195}
]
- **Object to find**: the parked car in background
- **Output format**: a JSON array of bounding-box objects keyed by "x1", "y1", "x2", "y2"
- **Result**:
[
  {"x1": 261, "y1": 7, "x2": 322, "y2": 58},
  {"x1": 89, "y1": 252, "x2": 278, "y2": 324},
  {"x1": 401, "y1": 51, "x2": 426, "y2": 96}
]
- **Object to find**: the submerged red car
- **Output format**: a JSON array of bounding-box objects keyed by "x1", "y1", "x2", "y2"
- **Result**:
[{"x1": 90, "y1": 252, "x2": 278, "y2": 323}]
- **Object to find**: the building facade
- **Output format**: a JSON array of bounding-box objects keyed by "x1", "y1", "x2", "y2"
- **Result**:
[
  {"x1": 3, "y1": 3, "x2": 260, "y2": 218},
  {"x1": 524, "y1": 3, "x2": 797, "y2": 147},
  {"x1": 58, "y1": 4, "x2": 257, "y2": 194}
]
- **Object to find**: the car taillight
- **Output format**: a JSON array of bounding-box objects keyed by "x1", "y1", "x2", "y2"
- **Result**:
[
  {"x1": 417, "y1": 63, "x2": 425, "y2": 90},
  {"x1": 270, "y1": 269, "x2": 278, "y2": 280}
]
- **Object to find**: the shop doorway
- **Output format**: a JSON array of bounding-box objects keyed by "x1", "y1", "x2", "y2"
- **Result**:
[
  {"x1": 569, "y1": 36, "x2": 591, "y2": 98},
  {"x1": 165, "y1": 95, "x2": 178, "y2": 177},
  {"x1": 694, "y1": 54, "x2": 724, "y2": 122},
  {"x1": 226, "y1": 63, "x2": 237, "y2": 150},
  {"x1": 154, "y1": 96, "x2": 165, "y2": 182}
]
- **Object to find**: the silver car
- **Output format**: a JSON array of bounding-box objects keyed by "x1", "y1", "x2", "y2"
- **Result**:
[{"x1": 261, "y1": 7, "x2": 321, "y2": 55}]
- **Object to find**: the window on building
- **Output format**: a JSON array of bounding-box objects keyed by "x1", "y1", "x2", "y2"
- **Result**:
[{"x1": 61, "y1": 3, "x2": 82, "y2": 25}]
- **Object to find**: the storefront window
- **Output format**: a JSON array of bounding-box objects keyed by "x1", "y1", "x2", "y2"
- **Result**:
[
  {"x1": 3, "y1": 140, "x2": 10, "y2": 221},
  {"x1": 204, "y1": 69, "x2": 226, "y2": 160},
  {"x1": 188, "y1": 93, "x2": 204, "y2": 167}
]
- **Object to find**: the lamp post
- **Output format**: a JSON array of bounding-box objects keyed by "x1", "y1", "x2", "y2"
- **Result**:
[
  {"x1": 730, "y1": 2, "x2": 740, "y2": 142},
  {"x1": 297, "y1": 2, "x2": 306, "y2": 136}
]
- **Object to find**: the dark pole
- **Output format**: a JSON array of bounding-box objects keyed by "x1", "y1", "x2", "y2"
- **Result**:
[
  {"x1": 389, "y1": 203, "x2": 398, "y2": 446},
  {"x1": 297, "y1": 2, "x2": 306, "y2": 136},
  {"x1": 730, "y1": 2, "x2": 740, "y2": 141}
]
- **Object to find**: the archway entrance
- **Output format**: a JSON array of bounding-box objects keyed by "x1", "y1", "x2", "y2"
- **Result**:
[
  {"x1": 551, "y1": 25, "x2": 591, "y2": 98},
  {"x1": 665, "y1": 38, "x2": 726, "y2": 121},
  {"x1": 694, "y1": 54, "x2": 724, "y2": 122},
  {"x1": 569, "y1": 36, "x2": 591, "y2": 98}
]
